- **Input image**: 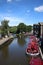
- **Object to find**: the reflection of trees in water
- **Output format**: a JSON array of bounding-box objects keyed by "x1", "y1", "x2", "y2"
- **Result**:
[
  {"x1": 2, "y1": 45, "x2": 8, "y2": 59},
  {"x1": 1, "y1": 39, "x2": 13, "y2": 59},
  {"x1": 24, "y1": 55, "x2": 32, "y2": 65},
  {"x1": 18, "y1": 37, "x2": 26, "y2": 46}
]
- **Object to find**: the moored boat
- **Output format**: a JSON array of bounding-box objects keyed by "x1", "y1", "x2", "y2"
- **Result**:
[
  {"x1": 26, "y1": 39, "x2": 40, "y2": 56},
  {"x1": 30, "y1": 35, "x2": 36, "y2": 39}
]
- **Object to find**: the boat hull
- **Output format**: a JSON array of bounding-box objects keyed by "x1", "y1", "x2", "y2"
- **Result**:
[{"x1": 26, "y1": 49, "x2": 39, "y2": 56}]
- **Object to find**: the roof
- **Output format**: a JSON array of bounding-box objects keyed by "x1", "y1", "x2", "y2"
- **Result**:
[{"x1": 38, "y1": 22, "x2": 43, "y2": 25}]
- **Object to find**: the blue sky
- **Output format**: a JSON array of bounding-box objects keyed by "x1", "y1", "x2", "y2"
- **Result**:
[{"x1": 0, "y1": 0, "x2": 43, "y2": 26}]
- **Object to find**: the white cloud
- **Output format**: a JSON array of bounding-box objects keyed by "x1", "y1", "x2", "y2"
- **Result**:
[
  {"x1": 15, "y1": 0, "x2": 21, "y2": 2},
  {"x1": 0, "y1": 16, "x2": 24, "y2": 26},
  {"x1": 7, "y1": 0, "x2": 12, "y2": 2},
  {"x1": 3, "y1": 16, "x2": 23, "y2": 22},
  {"x1": 27, "y1": 10, "x2": 30, "y2": 13},
  {"x1": 7, "y1": 10, "x2": 12, "y2": 13},
  {"x1": 34, "y1": 5, "x2": 43, "y2": 12},
  {"x1": 7, "y1": 0, "x2": 21, "y2": 3},
  {"x1": 25, "y1": 10, "x2": 30, "y2": 15}
]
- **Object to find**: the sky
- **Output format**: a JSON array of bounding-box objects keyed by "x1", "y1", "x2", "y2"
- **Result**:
[{"x1": 0, "y1": 0, "x2": 43, "y2": 26}]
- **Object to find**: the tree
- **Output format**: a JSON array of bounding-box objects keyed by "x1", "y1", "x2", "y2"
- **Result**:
[
  {"x1": 26, "y1": 25, "x2": 32, "y2": 32},
  {"x1": 9, "y1": 26, "x2": 17, "y2": 33},
  {"x1": 1, "y1": 20, "x2": 9, "y2": 37},
  {"x1": 17, "y1": 23, "x2": 26, "y2": 33}
]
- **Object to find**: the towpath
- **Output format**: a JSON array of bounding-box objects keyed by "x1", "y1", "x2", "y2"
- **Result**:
[{"x1": 0, "y1": 36, "x2": 13, "y2": 45}]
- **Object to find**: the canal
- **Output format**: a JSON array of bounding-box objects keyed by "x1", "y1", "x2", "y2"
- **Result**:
[{"x1": 0, "y1": 36, "x2": 41, "y2": 65}]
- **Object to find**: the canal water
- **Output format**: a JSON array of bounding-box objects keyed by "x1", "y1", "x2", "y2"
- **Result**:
[{"x1": 0, "y1": 36, "x2": 41, "y2": 65}]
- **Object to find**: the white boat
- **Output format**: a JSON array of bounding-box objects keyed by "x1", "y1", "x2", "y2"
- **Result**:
[
  {"x1": 26, "y1": 38, "x2": 40, "y2": 56},
  {"x1": 26, "y1": 48, "x2": 39, "y2": 56}
]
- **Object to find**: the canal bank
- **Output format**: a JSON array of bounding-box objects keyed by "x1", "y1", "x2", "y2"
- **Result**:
[{"x1": 0, "y1": 36, "x2": 14, "y2": 46}]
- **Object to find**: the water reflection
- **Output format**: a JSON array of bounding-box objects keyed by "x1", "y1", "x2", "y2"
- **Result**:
[
  {"x1": 0, "y1": 37, "x2": 41, "y2": 65},
  {"x1": 18, "y1": 37, "x2": 26, "y2": 46},
  {"x1": 25, "y1": 55, "x2": 32, "y2": 64},
  {"x1": 0, "y1": 38, "x2": 13, "y2": 59},
  {"x1": 2, "y1": 46, "x2": 8, "y2": 59}
]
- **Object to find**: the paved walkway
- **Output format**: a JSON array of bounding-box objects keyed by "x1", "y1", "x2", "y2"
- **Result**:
[{"x1": 0, "y1": 36, "x2": 13, "y2": 45}]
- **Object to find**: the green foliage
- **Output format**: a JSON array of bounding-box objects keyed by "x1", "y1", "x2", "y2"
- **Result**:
[
  {"x1": 1, "y1": 20, "x2": 32, "y2": 35},
  {"x1": 0, "y1": 30, "x2": 1, "y2": 34},
  {"x1": 1, "y1": 20, "x2": 9, "y2": 29},
  {"x1": 17, "y1": 23, "x2": 26, "y2": 33},
  {"x1": 26, "y1": 25, "x2": 32, "y2": 32},
  {"x1": 1, "y1": 20, "x2": 9, "y2": 36},
  {"x1": 17, "y1": 23, "x2": 32, "y2": 33},
  {"x1": 9, "y1": 26, "x2": 17, "y2": 33}
]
